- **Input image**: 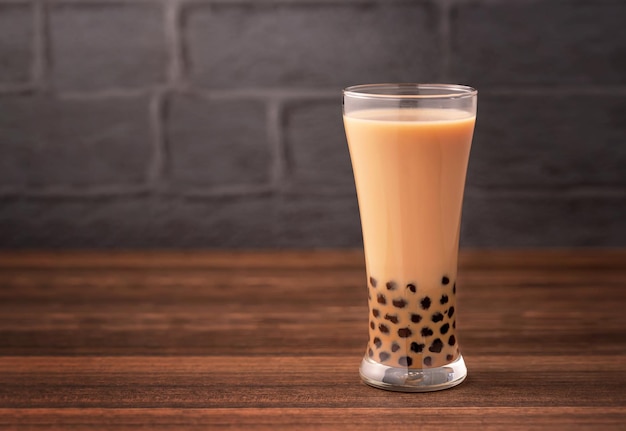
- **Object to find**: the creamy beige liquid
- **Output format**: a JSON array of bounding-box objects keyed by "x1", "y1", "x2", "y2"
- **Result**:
[{"x1": 344, "y1": 108, "x2": 475, "y2": 368}]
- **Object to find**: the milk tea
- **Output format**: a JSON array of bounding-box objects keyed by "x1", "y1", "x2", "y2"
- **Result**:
[{"x1": 344, "y1": 108, "x2": 475, "y2": 369}]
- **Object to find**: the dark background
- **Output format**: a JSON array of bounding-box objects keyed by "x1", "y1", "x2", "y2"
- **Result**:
[{"x1": 0, "y1": 0, "x2": 625, "y2": 249}]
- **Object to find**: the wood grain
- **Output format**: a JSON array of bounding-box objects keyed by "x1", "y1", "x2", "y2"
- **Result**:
[{"x1": 0, "y1": 250, "x2": 625, "y2": 429}]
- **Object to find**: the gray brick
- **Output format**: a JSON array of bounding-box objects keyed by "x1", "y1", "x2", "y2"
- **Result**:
[
  {"x1": 0, "y1": 95, "x2": 152, "y2": 187},
  {"x1": 49, "y1": 4, "x2": 166, "y2": 91},
  {"x1": 284, "y1": 101, "x2": 355, "y2": 192},
  {"x1": 186, "y1": 2, "x2": 439, "y2": 89},
  {"x1": 166, "y1": 95, "x2": 271, "y2": 187},
  {"x1": 0, "y1": 4, "x2": 33, "y2": 84},
  {"x1": 450, "y1": 1, "x2": 626, "y2": 86},
  {"x1": 0, "y1": 196, "x2": 276, "y2": 249},
  {"x1": 277, "y1": 193, "x2": 362, "y2": 248},
  {"x1": 461, "y1": 193, "x2": 626, "y2": 247},
  {"x1": 466, "y1": 94, "x2": 626, "y2": 189}
]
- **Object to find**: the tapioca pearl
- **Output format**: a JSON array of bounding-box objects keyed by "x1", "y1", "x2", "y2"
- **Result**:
[
  {"x1": 391, "y1": 342, "x2": 400, "y2": 352},
  {"x1": 453, "y1": 320, "x2": 456, "y2": 329},
  {"x1": 368, "y1": 348, "x2": 374, "y2": 358},
  {"x1": 431, "y1": 312, "x2": 444, "y2": 323},
  {"x1": 407, "y1": 283, "x2": 417, "y2": 293},
  {"x1": 379, "y1": 323, "x2": 390, "y2": 334},
  {"x1": 398, "y1": 356, "x2": 413, "y2": 367},
  {"x1": 384, "y1": 313, "x2": 399, "y2": 324},
  {"x1": 442, "y1": 276, "x2": 450, "y2": 285},
  {"x1": 369, "y1": 276, "x2": 378, "y2": 288},
  {"x1": 429, "y1": 338, "x2": 444, "y2": 353},
  {"x1": 423, "y1": 356, "x2": 432, "y2": 366},
  {"x1": 446, "y1": 354, "x2": 454, "y2": 362},
  {"x1": 448, "y1": 306, "x2": 455, "y2": 318},
  {"x1": 440, "y1": 294, "x2": 449, "y2": 305},
  {"x1": 379, "y1": 351, "x2": 390, "y2": 362},
  {"x1": 373, "y1": 337, "x2": 382, "y2": 348},
  {"x1": 440, "y1": 323, "x2": 450, "y2": 334},
  {"x1": 421, "y1": 327, "x2": 434, "y2": 337},
  {"x1": 410, "y1": 313, "x2": 422, "y2": 323},
  {"x1": 398, "y1": 327, "x2": 412, "y2": 338},
  {"x1": 448, "y1": 335, "x2": 456, "y2": 346},
  {"x1": 372, "y1": 309, "x2": 380, "y2": 318},
  {"x1": 392, "y1": 298, "x2": 407, "y2": 308},
  {"x1": 386, "y1": 281, "x2": 397, "y2": 291},
  {"x1": 420, "y1": 296, "x2": 431, "y2": 310},
  {"x1": 453, "y1": 283, "x2": 456, "y2": 294},
  {"x1": 377, "y1": 293, "x2": 386, "y2": 305},
  {"x1": 410, "y1": 342, "x2": 425, "y2": 353},
  {"x1": 370, "y1": 321, "x2": 375, "y2": 330}
]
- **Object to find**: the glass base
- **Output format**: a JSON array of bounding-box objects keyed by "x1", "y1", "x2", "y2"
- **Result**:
[{"x1": 359, "y1": 354, "x2": 467, "y2": 392}]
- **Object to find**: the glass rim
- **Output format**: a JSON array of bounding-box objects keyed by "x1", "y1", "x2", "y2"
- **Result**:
[{"x1": 343, "y1": 83, "x2": 477, "y2": 100}]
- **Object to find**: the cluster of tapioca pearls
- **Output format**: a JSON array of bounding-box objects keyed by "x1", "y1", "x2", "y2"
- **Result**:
[{"x1": 366, "y1": 275, "x2": 459, "y2": 368}]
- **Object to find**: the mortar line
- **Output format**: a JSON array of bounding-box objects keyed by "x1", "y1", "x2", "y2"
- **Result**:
[
  {"x1": 0, "y1": 0, "x2": 419, "y2": 6},
  {"x1": 22, "y1": 85, "x2": 626, "y2": 100},
  {"x1": 179, "y1": 184, "x2": 276, "y2": 198},
  {"x1": 164, "y1": 0, "x2": 184, "y2": 89},
  {"x1": 266, "y1": 100, "x2": 288, "y2": 188},
  {"x1": 174, "y1": 0, "x2": 432, "y2": 5},
  {"x1": 0, "y1": 0, "x2": 581, "y2": 4},
  {"x1": 465, "y1": 186, "x2": 626, "y2": 199},
  {"x1": 189, "y1": 88, "x2": 340, "y2": 101},
  {"x1": 55, "y1": 88, "x2": 158, "y2": 100},
  {"x1": 147, "y1": 91, "x2": 169, "y2": 188},
  {"x1": 0, "y1": 186, "x2": 152, "y2": 199},
  {"x1": 0, "y1": 0, "x2": 40, "y2": 4},
  {"x1": 481, "y1": 86, "x2": 626, "y2": 96},
  {"x1": 2, "y1": 183, "x2": 623, "y2": 200},
  {"x1": 0, "y1": 185, "x2": 276, "y2": 199},
  {"x1": 0, "y1": 84, "x2": 35, "y2": 94}
]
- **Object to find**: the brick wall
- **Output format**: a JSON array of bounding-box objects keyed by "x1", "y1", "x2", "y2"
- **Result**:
[{"x1": 0, "y1": 0, "x2": 625, "y2": 248}]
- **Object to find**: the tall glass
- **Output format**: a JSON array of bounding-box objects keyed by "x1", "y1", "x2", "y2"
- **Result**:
[{"x1": 343, "y1": 84, "x2": 477, "y2": 392}]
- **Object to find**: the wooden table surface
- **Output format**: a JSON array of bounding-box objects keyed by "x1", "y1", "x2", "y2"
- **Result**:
[{"x1": 0, "y1": 249, "x2": 625, "y2": 430}]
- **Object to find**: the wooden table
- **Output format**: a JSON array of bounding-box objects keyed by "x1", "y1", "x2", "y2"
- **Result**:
[{"x1": 0, "y1": 250, "x2": 625, "y2": 430}]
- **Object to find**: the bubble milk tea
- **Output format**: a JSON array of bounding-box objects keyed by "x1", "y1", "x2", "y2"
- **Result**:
[{"x1": 344, "y1": 107, "x2": 475, "y2": 372}]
